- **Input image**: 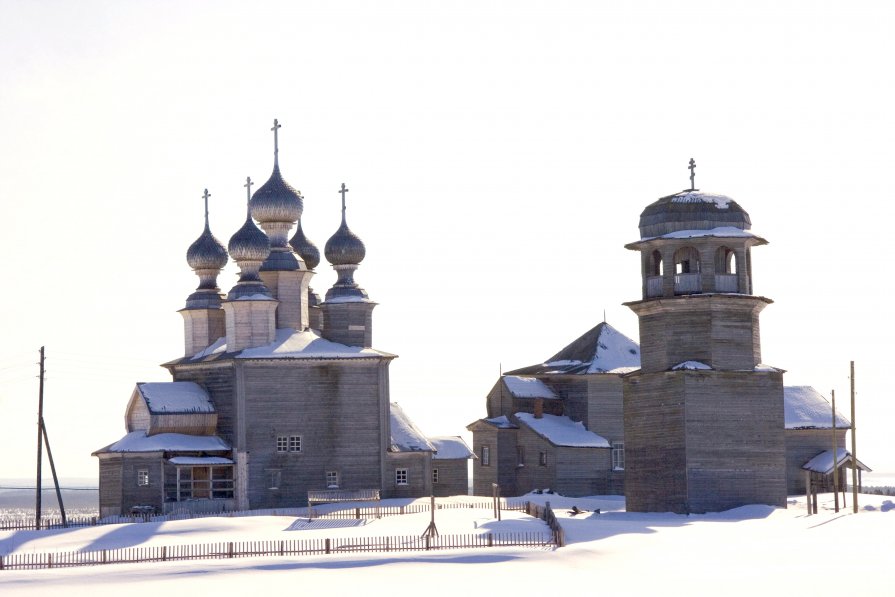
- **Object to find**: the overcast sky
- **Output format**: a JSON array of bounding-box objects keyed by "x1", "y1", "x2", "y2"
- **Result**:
[{"x1": 2, "y1": 0, "x2": 893, "y2": 480}]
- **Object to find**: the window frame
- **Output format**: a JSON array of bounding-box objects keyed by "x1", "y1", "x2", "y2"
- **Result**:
[
  {"x1": 395, "y1": 468, "x2": 408, "y2": 486},
  {"x1": 288, "y1": 435, "x2": 302, "y2": 453},
  {"x1": 612, "y1": 441, "x2": 625, "y2": 471},
  {"x1": 432, "y1": 468, "x2": 439, "y2": 484},
  {"x1": 276, "y1": 435, "x2": 288, "y2": 453},
  {"x1": 137, "y1": 469, "x2": 149, "y2": 487},
  {"x1": 481, "y1": 445, "x2": 490, "y2": 466},
  {"x1": 326, "y1": 470, "x2": 339, "y2": 488}
]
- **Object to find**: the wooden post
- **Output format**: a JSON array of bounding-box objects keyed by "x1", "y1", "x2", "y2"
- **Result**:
[
  {"x1": 850, "y1": 361, "x2": 858, "y2": 514},
  {"x1": 35, "y1": 346, "x2": 45, "y2": 531},
  {"x1": 832, "y1": 389, "x2": 839, "y2": 513},
  {"x1": 805, "y1": 470, "x2": 811, "y2": 514}
]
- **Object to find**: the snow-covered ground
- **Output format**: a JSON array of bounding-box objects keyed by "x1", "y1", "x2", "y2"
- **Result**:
[{"x1": 1, "y1": 493, "x2": 892, "y2": 596}]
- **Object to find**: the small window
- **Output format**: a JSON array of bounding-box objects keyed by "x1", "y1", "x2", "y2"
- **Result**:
[
  {"x1": 517, "y1": 446, "x2": 525, "y2": 467},
  {"x1": 481, "y1": 445, "x2": 490, "y2": 466},
  {"x1": 276, "y1": 435, "x2": 288, "y2": 453},
  {"x1": 326, "y1": 471, "x2": 339, "y2": 488},
  {"x1": 268, "y1": 469, "x2": 281, "y2": 490},
  {"x1": 432, "y1": 469, "x2": 439, "y2": 484},
  {"x1": 395, "y1": 469, "x2": 408, "y2": 486},
  {"x1": 612, "y1": 441, "x2": 625, "y2": 471},
  {"x1": 539, "y1": 451, "x2": 547, "y2": 466},
  {"x1": 137, "y1": 470, "x2": 149, "y2": 486},
  {"x1": 289, "y1": 435, "x2": 302, "y2": 453}
]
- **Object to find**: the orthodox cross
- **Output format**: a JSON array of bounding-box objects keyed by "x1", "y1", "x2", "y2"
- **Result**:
[
  {"x1": 271, "y1": 119, "x2": 281, "y2": 164},
  {"x1": 339, "y1": 182, "x2": 349, "y2": 220},
  {"x1": 202, "y1": 188, "x2": 211, "y2": 228},
  {"x1": 244, "y1": 176, "x2": 254, "y2": 214},
  {"x1": 688, "y1": 158, "x2": 696, "y2": 191}
]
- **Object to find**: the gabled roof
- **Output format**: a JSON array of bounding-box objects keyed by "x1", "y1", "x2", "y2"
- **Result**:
[
  {"x1": 505, "y1": 322, "x2": 640, "y2": 376},
  {"x1": 515, "y1": 412, "x2": 610, "y2": 448},
  {"x1": 431, "y1": 436, "x2": 475, "y2": 460},
  {"x1": 502, "y1": 376, "x2": 558, "y2": 399},
  {"x1": 389, "y1": 402, "x2": 435, "y2": 453},
  {"x1": 167, "y1": 328, "x2": 395, "y2": 365},
  {"x1": 93, "y1": 431, "x2": 231, "y2": 455},
  {"x1": 135, "y1": 382, "x2": 215, "y2": 414},
  {"x1": 785, "y1": 386, "x2": 851, "y2": 429},
  {"x1": 802, "y1": 448, "x2": 871, "y2": 474},
  {"x1": 466, "y1": 416, "x2": 519, "y2": 431}
]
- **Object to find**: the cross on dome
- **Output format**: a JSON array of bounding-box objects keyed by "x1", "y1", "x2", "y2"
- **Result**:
[
  {"x1": 688, "y1": 158, "x2": 697, "y2": 191},
  {"x1": 202, "y1": 188, "x2": 211, "y2": 227},
  {"x1": 339, "y1": 182, "x2": 349, "y2": 221},
  {"x1": 271, "y1": 119, "x2": 281, "y2": 164}
]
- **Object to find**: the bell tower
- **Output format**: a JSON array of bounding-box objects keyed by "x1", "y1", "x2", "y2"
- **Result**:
[{"x1": 622, "y1": 160, "x2": 786, "y2": 514}]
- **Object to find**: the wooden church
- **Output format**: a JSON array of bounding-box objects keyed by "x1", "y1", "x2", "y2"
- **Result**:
[
  {"x1": 469, "y1": 162, "x2": 869, "y2": 513},
  {"x1": 93, "y1": 122, "x2": 472, "y2": 517}
]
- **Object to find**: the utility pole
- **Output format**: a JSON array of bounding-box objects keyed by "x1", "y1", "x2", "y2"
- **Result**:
[
  {"x1": 832, "y1": 389, "x2": 839, "y2": 513},
  {"x1": 34, "y1": 346, "x2": 66, "y2": 529},
  {"x1": 35, "y1": 346, "x2": 44, "y2": 530},
  {"x1": 850, "y1": 361, "x2": 858, "y2": 514}
]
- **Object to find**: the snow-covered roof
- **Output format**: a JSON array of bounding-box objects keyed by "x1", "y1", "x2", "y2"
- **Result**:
[
  {"x1": 323, "y1": 296, "x2": 376, "y2": 304},
  {"x1": 514, "y1": 412, "x2": 610, "y2": 448},
  {"x1": 168, "y1": 456, "x2": 234, "y2": 466},
  {"x1": 627, "y1": 226, "x2": 768, "y2": 248},
  {"x1": 94, "y1": 431, "x2": 231, "y2": 454},
  {"x1": 502, "y1": 376, "x2": 558, "y2": 399},
  {"x1": 479, "y1": 416, "x2": 518, "y2": 430},
  {"x1": 784, "y1": 386, "x2": 851, "y2": 429},
  {"x1": 671, "y1": 361, "x2": 713, "y2": 371},
  {"x1": 431, "y1": 436, "x2": 475, "y2": 460},
  {"x1": 802, "y1": 448, "x2": 871, "y2": 474},
  {"x1": 137, "y1": 382, "x2": 215, "y2": 414},
  {"x1": 669, "y1": 190, "x2": 733, "y2": 209},
  {"x1": 187, "y1": 328, "x2": 394, "y2": 362},
  {"x1": 389, "y1": 403, "x2": 435, "y2": 453},
  {"x1": 505, "y1": 322, "x2": 640, "y2": 376}
]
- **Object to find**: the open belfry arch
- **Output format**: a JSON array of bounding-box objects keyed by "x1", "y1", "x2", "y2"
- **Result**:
[{"x1": 622, "y1": 159, "x2": 787, "y2": 514}]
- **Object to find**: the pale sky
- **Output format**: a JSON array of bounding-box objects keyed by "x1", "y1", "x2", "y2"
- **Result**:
[{"x1": 1, "y1": 0, "x2": 893, "y2": 480}]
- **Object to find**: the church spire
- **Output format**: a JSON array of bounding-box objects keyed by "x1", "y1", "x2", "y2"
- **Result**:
[
  {"x1": 185, "y1": 188, "x2": 228, "y2": 308},
  {"x1": 324, "y1": 182, "x2": 368, "y2": 301}
]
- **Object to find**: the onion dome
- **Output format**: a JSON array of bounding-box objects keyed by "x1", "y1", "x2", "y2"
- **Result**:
[
  {"x1": 227, "y1": 177, "x2": 272, "y2": 300},
  {"x1": 638, "y1": 159, "x2": 751, "y2": 238},
  {"x1": 324, "y1": 219, "x2": 366, "y2": 265},
  {"x1": 228, "y1": 212, "x2": 271, "y2": 262},
  {"x1": 187, "y1": 193, "x2": 228, "y2": 271},
  {"x1": 184, "y1": 189, "x2": 228, "y2": 309},
  {"x1": 250, "y1": 163, "x2": 303, "y2": 224},
  {"x1": 290, "y1": 219, "x2": 320, "y2": 270}
]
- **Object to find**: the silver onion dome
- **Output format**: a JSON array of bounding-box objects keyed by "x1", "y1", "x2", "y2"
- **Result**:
[
  {"x1": 290, "y1": 219, "x2": 320, "y2": 269},
  {"x1": 250, "y1": 163, "x2": 303, "y2": 224},
  {"x1": 228, "y1": 214, "x2": 271, "y2": 262},
  {"x1": 324, "y1": 220, "x2": 366, "y2": 266},
  {"x1": 187, "y1": 224, "x2": 228, "y2": 271}
]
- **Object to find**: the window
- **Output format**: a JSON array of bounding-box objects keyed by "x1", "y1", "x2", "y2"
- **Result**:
[
  {"x1": 612, "y1": 441, "x2": 625, "y2": 471},
  {"x1": 517, "y1": 446, "x2": 525, "y2": 467},
  {"x1": 268, "y1": 469, "x2": 281, "y2": 490},
  {"x1": 481, "y1": 445, "x2": 490, "y2": 466},
  {"x1": 276, "y1": 435, "x2": 301, "y2": 452},
  {"x1": 137, "y1": 470, "x2": 149, "y2": 486},
  {"x1": 432, "y1": 469, "x2": 439, "y2": 484},
  {"x1": 539, "y1": 451, "x2": 547, "y2": 466},
  {"x1": 326, "y1": 471, "x2": 339, "y2": 488},
  {"x1": 167, "y1": 466, "x2": 234, "y2": 502},
  {"x1": 395, "y1": 469, "x2": 408, "y2": 486}
]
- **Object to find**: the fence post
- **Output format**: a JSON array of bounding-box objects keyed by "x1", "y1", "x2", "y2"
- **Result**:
[
  {"x1": 47, "y1": 553, "x2": 53, "y2": 569},
  {"x1": 325, "y1": 538, "x2": 331, "y2": 554},
  {"x1": 102, "y1": 550, "x2": 107, "y2": 564},
  {"x1": 355, "y1": 508, "x2": 360, "y2": 520},
  {"x1": 0, "y1": 555, "x2": 4, "y2": 570},
  {"x1": 228, "y1": 542, "x2": 234, "y2": 558},
  {"x1": 488, "y1": 533, "x2": 493, "y2": 547},
  {"x1": 279, "y1": 540, "x2": 284, "y2": 556},
  {"x1": 162, "y1": 546, "x2": 167, "y2": 562}
]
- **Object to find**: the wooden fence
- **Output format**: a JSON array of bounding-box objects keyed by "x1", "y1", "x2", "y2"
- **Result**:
[
  {"x1": 1, "y1": 500, "x2": 529, "y2": 531},
  {"x1": 525, "y1": 501, "x2": 565, "y2": 547},
  {"x1": 0, "y1": 532, "x2": 555, "y2": 571}
]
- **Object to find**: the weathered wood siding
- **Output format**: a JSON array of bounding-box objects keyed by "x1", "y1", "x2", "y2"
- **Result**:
[
  {"x1": 469, "y1": 425, "x2": 518, "y2": 497},
  {"x1": 98, "y1": 457, "x2": 123, "y2": 518},
  {"x1": 623, "y1": 373, "x2": 689, "y2": 513},
  {"x1": 126, "y1": 396, "x2": 151, "y2": 432},
  {"x1": 240, "y1": 359, "x2": 387, "y2": 508},
  {"x1": 553, "y1": 445, "x2": 613, "y2": 497},
  {"x1": 630, "y1": 295, "x2": 768, "y2": 373},
  {"x1": 432, "y1": 459, "x2": 469, "y2": 497},
  {"x1": 513, "y1": 425, "x2": 556, "y2": 494},
  {"x1": 171, "y1": 363, "x2": 236, "y2": 443},
  {"x1": 624, "y1": 370, "x2": 786, "y2": 513},
  {"x1": 585, "y1": 375, "x2": 625, "y2": 445},
  {"x1": 486, "y1": 379, "x2": 512, "y2": 419},
  {"x1": 321, "y1": 302, "x2": 375, "y2": 348},
  {"x1": 148, "y1": 412, "x2": 218, "y2": 436},
  {"x1": 118, "y1": 454, "x2": 164, "y2": 515},
  {"x1": 384, "y1": 452, "x2": 431, "y2": 499},
  {"x1": 785, "y1": 428, "x2": 847, "y2": 494}
]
